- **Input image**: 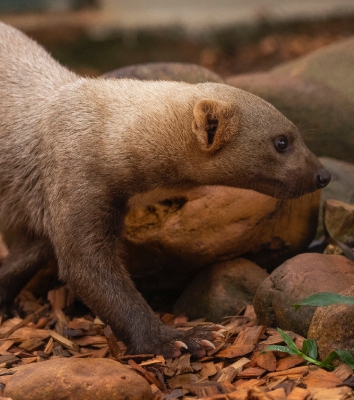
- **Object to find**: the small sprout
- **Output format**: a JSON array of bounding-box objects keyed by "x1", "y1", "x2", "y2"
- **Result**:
[{"x1": 263, "y1": 328, "x2": 354, "y2": 370}]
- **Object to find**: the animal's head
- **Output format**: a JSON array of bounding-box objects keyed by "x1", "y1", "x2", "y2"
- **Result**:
[{"x1": 190, "y1": 87, "x2": 330, "y2": 199}]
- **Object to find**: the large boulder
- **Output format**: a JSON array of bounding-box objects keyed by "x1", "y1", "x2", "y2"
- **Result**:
[
  {"x1": 103, "y1": 62, "x2": 224, "y2": 83},
  {"x1": 272, "y1": 36, "x2": 354, "y2": 102},
  {"x1": 226, "y1": 74, "x2": 354, "y2": 162},
  {"x1": 124, "y1": 187, "x2": 321, "y2": 292},
  {"x1": 3, "y1": 357, "x2": 152, "y2": 400},
  {"x1": 253, "y1": 253, "x2": 354, "y2": 336},
  {"x1": 173, "y1": 258, "x2": 268, "y2": 322}
]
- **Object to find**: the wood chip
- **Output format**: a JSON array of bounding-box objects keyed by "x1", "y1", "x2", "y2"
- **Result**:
[
  {"x1": 47, "y1": 286, "x2": 74, "y2": 311},
  {"x1": 200, "y1": 362, "x2": 218, "y2": 378},
  {"x1": 49, "y1": 331, "x2": 79, "y2": 353},
  {"x1": 18, "y1": 357, "x2": 37, "y2": 365},
  {"x1": 217, "y1": 358, "x2": 250, "y2": 383},
  {"x1": 71, "y1": 335, "x2": 107, "y2": 347},
  {"x1": 255, "y1": 351, "x2": 277, "y2": 371},
  {"x1": 185, "y1": 381, "x2": 220, "y2": 397},
  {"x1": 103, "y1": 326, "x2": 121, "y2": 358},
  {"x1": 0, "y1": 354, "x2": 20, "y2": 366},
  {"x1": 261, "y1": 330, "x2": 296, "y2": 345},
  {"x1": 167, "y1": 373, "x2": 199, "y2": 390},
  {"x1": 140, "y1": 355, "x2": 165, "y2": 367},
  {"x1": 174, "y1": 353, "x2": 193, "y2": 375},
  {"x1": 275, "y1": 355, "x2": 304, "y2": 371},
  {"x1": 286, "y1": 386, "x2": 310, "y2": 400},
  {"x1": 128, "y1": 358, "x2": 165, "y2": 390},
  {"x1": 303, "y1": 368, "x2": 343, "y2": 389},
  {"x1": 237, "y1": 367, "x2": 266, "y2": 378},
  {"x1": 44, "y1": 337, "x2": 54, "y2": 355},
  {"x1": 234, "y1": 326, "x2": 266, "y2": 345},
  {"x1": 267, "y1": 366, "x2": 309, "y2": 378},
  {"x1": 0, "y1": 314, "x2": 35, "y2": 339},
  {"x1": 0, "y1": 318, "x2": 22, "y2": 334},
  {"x1": 247, "y1": 386, "x2": 279, "y2": 399},
  {"x1": 234, "y1": 378, "x2": 266, "y2": 389},
  {"x1": 227, "y1": 389, "x2": 249, "y2": 400},
  {"x1": 333, "y1": 363, "x2": 353, "y2": 382},
  {"x1": 0, "y1": 340, "x2": 15, "y2": 355},
  {"x1": 19, "y1": 338, "x2": 45, "y2": 352},
  {"x1": 216, "y1": 344, "x2": 255, "y2": 358},
  {"x1": 311, "y1": 386, "x2": 353, "y2": 400},
  {"x1": 68, "y1": 318, "x2": 93, "y2": 331},
  {"x1": 266, "y1": 376, "x2": 288, "y2": 391},
  {"x1": 267, "y1": 387, "x2": 286, "y2": 400},
  {"x1": 8, "y1": 327, "x2": 50, "y2": 341},
  {"x1": 35, "y1": 317, "x2": 51, "y2": 329},
  {"x1": 165, "y1": 388, "x2": 186, "y2": 400}
]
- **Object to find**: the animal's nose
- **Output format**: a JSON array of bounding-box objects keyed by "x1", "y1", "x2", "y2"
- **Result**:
[{"x1": 316, "y1": 168, "x2": 331, "y2": 189}]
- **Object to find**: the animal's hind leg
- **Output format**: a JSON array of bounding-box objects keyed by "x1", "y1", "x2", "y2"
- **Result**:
[{"x1": 0, "y1": 234, "x2": 53, "y2": 315}]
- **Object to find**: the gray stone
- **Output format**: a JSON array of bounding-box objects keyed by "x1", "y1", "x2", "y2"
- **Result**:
[
  {"x1": 226, "y1": 74, "x2": 354, "y2": 162},
  {"x1": 173, "y1": 258, "x2": 268, "y2": 322},
  {"x1": 103, "y1": 62, "x2": 224, "y2": 83},
  {"x1": 272, "y1": 36, "x2": 354, "y2": 102},
  {"x1": 320, "y1": 158, "x2": 354, "y2": 206}
]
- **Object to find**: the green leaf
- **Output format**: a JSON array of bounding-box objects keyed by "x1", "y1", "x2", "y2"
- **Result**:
[
  {"x1": 294, "y1": 292, "x2": 354, "y2": 310},
  {"x1": 320, "y1": 351, "x2": 342, "y2": 369},
  {"x1": 318, "y1": 350, "x2": 354, "y2": 369},
  {"x1": 302, "y1": 339, "x2": 318, "y2": 360},
  {"x1": 277, "y1": 328, "x2": 299, "y2": 353},
  {"x1": 264, "y1": 345, "x2": 298, "y2": 355},
  {"x1": 334, "y1": 350, "x2": 354, "y2": 369}
]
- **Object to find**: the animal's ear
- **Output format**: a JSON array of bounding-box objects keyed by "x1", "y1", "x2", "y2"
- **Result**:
[{"x1": 192, "y1": 99, "x2": 240, "y2": 152}]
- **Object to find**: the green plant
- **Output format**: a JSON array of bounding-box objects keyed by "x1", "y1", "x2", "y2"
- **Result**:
[
  {"x1": 264, "y1": 328, "x2": 354, "y2": 369},
  {"x1": 294, "y1": 292, "x2": 354, "y2": 310}
]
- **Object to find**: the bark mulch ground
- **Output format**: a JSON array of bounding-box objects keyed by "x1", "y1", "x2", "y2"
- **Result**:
[{"x1": 1, "y1": 286, "x2": 353, "y2": 399}]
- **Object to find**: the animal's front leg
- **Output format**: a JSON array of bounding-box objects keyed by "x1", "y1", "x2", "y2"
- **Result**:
[{"x1": 53, "y1": 215, "x2": 222, "y2": 357}]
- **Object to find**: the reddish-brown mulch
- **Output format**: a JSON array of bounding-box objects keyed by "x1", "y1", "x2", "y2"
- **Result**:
[{"x1": 1, "y1": 286, "x2": 353, "y2": 399}]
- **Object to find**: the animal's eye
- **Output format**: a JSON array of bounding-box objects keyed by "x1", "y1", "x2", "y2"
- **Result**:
[{"x1": 274, "y1": 136, "x2": 288, "y2": 153}]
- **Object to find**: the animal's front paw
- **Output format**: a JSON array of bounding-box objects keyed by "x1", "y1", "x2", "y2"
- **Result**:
[{"x1": 164, "y1": 324, "x2": 224, "y2": 358}]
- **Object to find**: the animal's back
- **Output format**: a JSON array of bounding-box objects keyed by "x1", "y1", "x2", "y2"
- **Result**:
[{"x1": 0, "y1": 23, "x2": 77, "y2": 233}]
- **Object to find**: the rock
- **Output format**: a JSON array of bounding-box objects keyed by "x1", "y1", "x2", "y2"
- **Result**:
[
  {"x1": 316, "y1": 157, "x2": 354, "y2": 238},
  {"x1": 253, "y1": 254, "x2": 354, "y2": 337},
  {"x1": 173, "y1": 258, "x2": 268, "y2": 322},
  {"x1": 320, "y1": 158, "x2": 354, "y2": 206},
  {"x1": 103, "y1": 62, "x2": 224, "y2": 83},
  {"x1": 272, "y1": 36, "x2": 354, "y2": 103},
  {"x1": 124, "y1": 187, "x2": 320, "y2": 292},
  {"x1": 226, "y1": 74, "x2": 354, "y2": 162},
  {"x1": 324, "y1": 199, "x2": 354, "y2": 243},
  {"x1": 4, "y1": 357, "x2": 152, "y2": 400},
  {"x1": 308, "y1": 286, "x2": 354, "y2": 360}
]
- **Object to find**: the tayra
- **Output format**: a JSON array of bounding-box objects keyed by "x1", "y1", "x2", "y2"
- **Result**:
[{"x1": 0, "y1": 22, "x2": 330, "y2": 357}]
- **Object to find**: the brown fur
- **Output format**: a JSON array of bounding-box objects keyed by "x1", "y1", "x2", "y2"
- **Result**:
[{"x1": 0, "y1": 22, "x2": 330, "y2": 357}]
